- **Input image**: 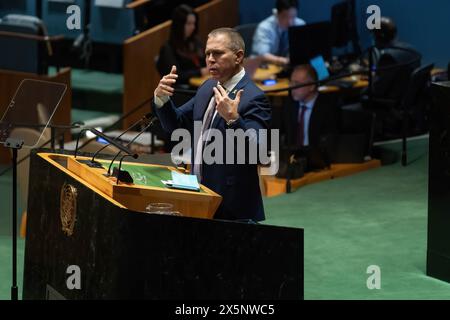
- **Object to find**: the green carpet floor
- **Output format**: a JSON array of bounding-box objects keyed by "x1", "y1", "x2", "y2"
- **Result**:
[
  {"x1": 1, "y1": 137, "x2": 450, "y2": 299},
  {"x1": 262, "y1": 137, "x2": 450, "y2": 299},
  {"x1": 0, "y1": 237, "x2": 24, "y2": 300}
]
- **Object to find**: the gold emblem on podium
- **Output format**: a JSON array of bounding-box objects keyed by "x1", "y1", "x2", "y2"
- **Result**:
[{"x1": 60, "y1": 183, "x2": 77, "y2": 236}]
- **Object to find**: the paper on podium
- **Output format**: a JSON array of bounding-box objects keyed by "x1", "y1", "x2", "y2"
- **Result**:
[{"x1": 165, "y1": 171, "x2": 200, "y2": 191}]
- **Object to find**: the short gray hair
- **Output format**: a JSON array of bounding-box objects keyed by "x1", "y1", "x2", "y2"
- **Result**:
[{"x1": 208, "y1": 27, "x2": 245, "y2": 53}]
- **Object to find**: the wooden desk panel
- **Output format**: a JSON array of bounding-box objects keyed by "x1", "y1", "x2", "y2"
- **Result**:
[
  {"x1": 262, "y1": 159, "x2": 381, "y2": 197},
  {"x1": 54, "y1": 153, "x2": 222, "y2": 219}
]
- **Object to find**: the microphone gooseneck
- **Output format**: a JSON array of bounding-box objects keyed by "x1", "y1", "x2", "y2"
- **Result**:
[
  {"x1": 107, "y1": 116, "x2": 159, "y2": 178},
  {"x1": 90, "y1": 113, "x2": 154, "y2": 164}
]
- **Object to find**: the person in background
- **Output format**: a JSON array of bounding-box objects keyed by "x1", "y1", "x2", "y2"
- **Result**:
[
  {"x1": 252, "y1": 0, "x2": 305, "y2": 66},
  {"x1": 369, "y1": 16, "x2": 421, "y2": 102},
  {"x1": 365, "y1": 17, "x2": 422, "y2": 138},
  {"x1": 372, "y1": 16, "x2": 414, "y2": 51},
  {"x1": 282, "y1": 64, "x2": 338, "y2": 152},
  {"x1": 156, "y1": 4, "x2": 208, "y2": 85}
]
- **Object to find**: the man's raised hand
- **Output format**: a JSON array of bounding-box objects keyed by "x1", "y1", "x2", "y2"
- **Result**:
[
  {"x1": 213, "y1": 84, "x2": 242, "y2": 122},
  {"x1": 154, "y1": 65, "x2": 178, "y2": 99}
]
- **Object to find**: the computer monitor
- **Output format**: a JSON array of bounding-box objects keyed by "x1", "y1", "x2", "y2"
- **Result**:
[
  {"x1": 288, "y1": 21, "x2": 332, "y2": 67},
  {"x1": 330, "y1": 0, "x2": 361, "y2": 54}
]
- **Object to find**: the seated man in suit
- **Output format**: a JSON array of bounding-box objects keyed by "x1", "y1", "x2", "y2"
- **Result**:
[{"x1": 282, "y1": 64, "x2": 339, "y2": 170}]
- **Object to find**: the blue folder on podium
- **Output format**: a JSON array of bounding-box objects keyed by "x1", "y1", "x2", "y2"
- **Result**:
[{"x1": 170, "y1": 171, "x2": 200, "y2": 191}]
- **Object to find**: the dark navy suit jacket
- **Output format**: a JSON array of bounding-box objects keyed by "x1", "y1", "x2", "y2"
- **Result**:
[
  {"x1": 283, "y1": 94, "x2": 339, "y2": 148},
  {"x1": 154, "y1": 72, "x2": 271, "y2": 221}
]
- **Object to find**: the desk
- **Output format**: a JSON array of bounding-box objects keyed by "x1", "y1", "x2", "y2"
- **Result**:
[
  {"x1": 188, "y1": 63, "x2": 283, "y2": 87},
  {"x1": 258, "y1": 76, "x2": 369, "y2": 96},
  {"x1": 24, "y1": 150, "x2": 303, "y2": 299},
  {"x1": 189, "y1": 64, "x2": 368, "y2": 97},
  {"x1": 61, "y1": 153, "x2": 221, "y2": 218},
  {"x1": 262, "y1": 159, "x2": 381, "y2": 197}
]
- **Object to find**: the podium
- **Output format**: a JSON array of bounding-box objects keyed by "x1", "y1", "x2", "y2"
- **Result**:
[
  {"x1": 23, "y1": 150, "x2": 303, "y2": 299},
  {"x1": 427, "y1": 82, "x2": 450, "y2": 282},
  {"x1": 64, "y1": 153, "x2": 221, "y2": 219}
]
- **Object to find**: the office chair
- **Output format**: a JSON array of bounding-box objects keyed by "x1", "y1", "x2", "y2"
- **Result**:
[
  {"x1": 234, "y1": 23, "x2": 258, "y2": 57},
  {"x1": 42, "y1": 0, "x2": 87, "y2": 40},
  {"x1": 330, "y1": 0, "x2": 361, "y2": 56},
  {"x1": 362, "y1": 47, "x2": 422, "y2": 141},
  {"x1": 90, "y1": 0, "x2": 137, "y2": 44},
  {"x1": 0, "y1": 0, "x2": 36, "y2": 17},
  {"x1": 0, "y1": 14, "x2": 52, "y2": 74},
  {"x1": 400, "y1": 63, "x2": 434, "y2": 166}
]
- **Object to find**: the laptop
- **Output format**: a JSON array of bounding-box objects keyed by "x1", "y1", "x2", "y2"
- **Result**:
[
  {"x1": 309, "y1": 55, "x2": 330, "y2": 81},
  {"x1": 309, "y1": 54, "x2": 356, "y2": 88}
]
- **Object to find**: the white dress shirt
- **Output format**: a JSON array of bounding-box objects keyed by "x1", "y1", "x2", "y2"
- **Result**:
[
  {"x1": 193, "y1": 67, "x2": 246, "y2": 179},
  {"x1": 252, "y1": 10, "x2": 305, "y2": 57}
]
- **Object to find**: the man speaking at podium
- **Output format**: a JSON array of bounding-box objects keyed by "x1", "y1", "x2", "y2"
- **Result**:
[{"x1": 153, "y1": 28, "x2": 271, "y2": 222}]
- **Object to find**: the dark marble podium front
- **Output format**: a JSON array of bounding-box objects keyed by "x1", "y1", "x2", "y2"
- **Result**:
[
  {"x1": 23, "y1": 150, "x2": 303, "y2": 299},
  {"x1": 427, "y1": 81, "x2": 450, "y2": 282}
]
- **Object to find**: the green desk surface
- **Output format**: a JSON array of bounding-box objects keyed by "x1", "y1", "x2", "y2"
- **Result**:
[{"x1": 99, "y1": 161, "x2": 204, "y2": 193}]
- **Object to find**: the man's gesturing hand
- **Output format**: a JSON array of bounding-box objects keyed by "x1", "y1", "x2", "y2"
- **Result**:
[
  {"x1": 154, "y1": 65, "x2": 178, "y2": 99},
  {"x1": 213, "y1": 84, "x2": 243, "y2": 122}
]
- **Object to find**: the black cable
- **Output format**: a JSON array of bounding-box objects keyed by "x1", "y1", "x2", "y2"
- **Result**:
[{"x1": 173, "y1": 70, "x2": 368, "y2": 96}]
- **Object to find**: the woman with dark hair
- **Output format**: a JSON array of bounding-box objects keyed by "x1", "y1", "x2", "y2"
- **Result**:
[{"x1": 156, "y1": 4, "x2": 207, "y2": 85}]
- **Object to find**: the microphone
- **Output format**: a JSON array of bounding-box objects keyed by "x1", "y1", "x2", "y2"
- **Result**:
[
  {"x1": 74, "y1": 127, "x2": 138, "y2": 160},
  {"x1": 106, "y1": 116, "x2": 159, "y2": 181},
  {"x1": 114, "y1": 154, "x2": 137, "y2": 185},
  {"x1": 73, "y1": 33, "x2": 84, "y2": 49},
  {"x1": 87, "y1": 113, "x2": 155, "y2": 168}
]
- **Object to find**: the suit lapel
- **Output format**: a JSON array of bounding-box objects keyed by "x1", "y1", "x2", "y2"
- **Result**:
[
  {"x1": 194, "y1": 79, "x2": 216, "y2": 121},
  {"x1": 229, "y1": 73, "x2": 250, "y2": 100},
  {"x1": 210, "y1": 72, "x2": 250, "y2": 129}
]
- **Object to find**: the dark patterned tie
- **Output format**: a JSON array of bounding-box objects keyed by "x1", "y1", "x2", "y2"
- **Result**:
[{"x1": 193, "y1": 96, "x2": 216, "y2": 180}]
